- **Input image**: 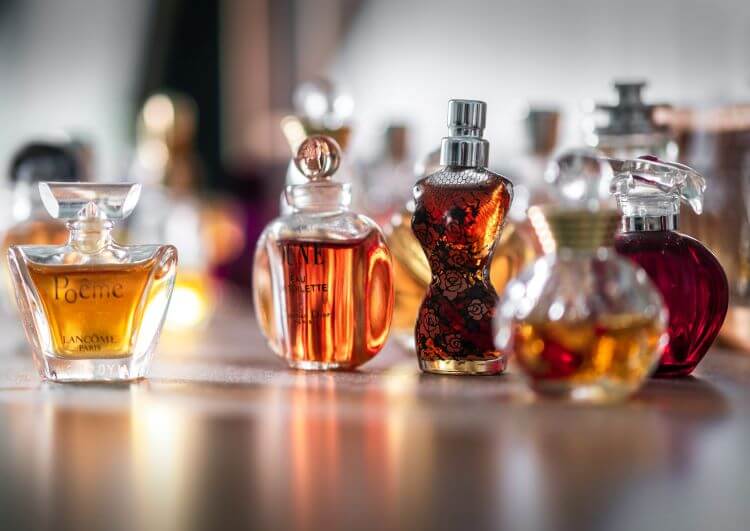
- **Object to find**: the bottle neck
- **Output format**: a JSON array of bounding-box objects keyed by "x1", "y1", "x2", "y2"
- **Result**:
[
  {"x1": 621, "y1": 213, "x2": 678, "y2": 232},
  {"x1": 67, "y1": 219, "x2": 114, "y2": 253}
]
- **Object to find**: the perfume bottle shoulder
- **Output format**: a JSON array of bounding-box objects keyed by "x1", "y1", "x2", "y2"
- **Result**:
[
  {"x1": 264, "y1": 209, "x2": 382, "y2": 244},
  {"x1": 9, "y1": 242, "x2": 176, "y2": 268},
  {"x1": 418, "y1": 166, "x2": 512, "y2": 192}
]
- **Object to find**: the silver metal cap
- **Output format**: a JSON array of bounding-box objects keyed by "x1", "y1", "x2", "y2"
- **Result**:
[{"x1": 440, "y1": 99, "x2": 489, "y2": 168}]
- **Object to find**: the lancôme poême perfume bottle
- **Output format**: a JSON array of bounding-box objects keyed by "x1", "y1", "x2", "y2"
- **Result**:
[
  {"x1": 253, "y1": 135, "x2": 394, "y2": 370},
  {"x1": 8, "y1": 183, "x2": 178, "y2": 382}
]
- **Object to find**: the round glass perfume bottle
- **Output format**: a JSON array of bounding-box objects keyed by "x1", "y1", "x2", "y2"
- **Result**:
[
  {"x1": 495, "y1": 151, "x2": 668, "y2": 403},
  {"x1": 610, "y1": 156, "x2": 728, "y2": 376},
  {"x1": 253, "y1": 135, "x2": 394, "y2": 370},
  {"x1": 8, "y1": 183, "x2": 178, "y2": 382}
]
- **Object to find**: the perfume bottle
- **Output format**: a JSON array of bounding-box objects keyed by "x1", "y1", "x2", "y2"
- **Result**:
[
  {"x1": 611, "y1": 156, "x2": 728, "y2": 376},
  {"x1": 8, "y1": 183, "x2": 178, "y2": 382},
  {"x1": 1, "y1": 143, "x2": 83, "y2": 311},
  {"x1": 496, "y1": 150, "x2": 668, "y2": 402},
  {"x1": 412, "y1": 100, "x2": 513, "y2": 374},
  {"x1": 387, "y1": 147, "x2": 537, "y2": 353},
  {"x1": 588, "y1": 81, "x2": 678, "y2": 160},
  {"x1": 253, "y1": 135, "x2": 394, "y2": 370},
  {"x1": 129, "y1": 92, "x2": 219, "y2": 332}
]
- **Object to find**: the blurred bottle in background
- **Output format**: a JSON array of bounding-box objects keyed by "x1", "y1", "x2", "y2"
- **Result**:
[
  {"x1": 362, "y1": 124, "x2": 414, "y2": 226},
  {"x1": 585, "y1": 81, "x2": 678, "y2": 160},
  {"x1": 659, "y1": 105, "x2": 750, "y2": 350},
  {"x1": 1, "y1": 142, "x2": 82, "y2": 312},
  {"x1": 280, "y1": 79, "x2": 360, "y2": 212},
  {"x1": 129, "y1": 92, "x2": 234, "y2": 333}
]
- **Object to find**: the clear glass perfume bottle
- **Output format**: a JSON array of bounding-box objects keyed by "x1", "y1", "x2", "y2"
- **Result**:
[
  {"x1": 253, "y1": 135, "x2": 394, "y2": 370},
  {"x1": 1, "y1": 143, "x2": 82, "y2": 310},
  {"x1": 8, "y1": 182, "x2": 178, "y2": 382},
  {"x1": 412, "y1": 100, "x2": 513, "y2": 374},
  {"x1": 587, "y1": 81, "x2": 678, "y2": 160},
  {"x1": 496, "y1": 150, "x2": 668, "y2": 402},
  {"x1": 611, "y1": 156, "x2": 728, "y2": 376}
]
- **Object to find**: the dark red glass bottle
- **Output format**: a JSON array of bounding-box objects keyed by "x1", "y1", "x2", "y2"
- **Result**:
[
  {"x1": 610, "y1": 156, "x2": 728, "y2": 377},
  {"x1": 616, "y1": 230, "x2": 727, "y2": 376}
]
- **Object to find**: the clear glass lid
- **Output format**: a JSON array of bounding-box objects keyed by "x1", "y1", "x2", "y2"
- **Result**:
[
  {"x1": 40, "y1": 182, "x2": 141, "y2": 222},
  {"x1": 284, "y1": 135, "x2": 351, "y2": 210},
  {"x1": 608, "y1": 156, "x2": 706, "y2": 217}
]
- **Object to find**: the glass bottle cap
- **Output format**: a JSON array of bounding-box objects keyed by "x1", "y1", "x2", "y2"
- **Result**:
[
  {"x1": 39, "y1": 182, "x2": 141, "y2": 222},
  {"x1": 286, "y1": 136, "x2": 350, "y2": 210},
  {"x1": 293, "y1": 135, "x2": 341, "y2": 181},
  {"x1": 608, "y1": 155, "x2": 706, "y2": 216}
]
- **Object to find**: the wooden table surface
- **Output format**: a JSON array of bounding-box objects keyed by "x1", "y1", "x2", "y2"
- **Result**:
[{"x1": 1, "y1": 299, "x2": 749, "y2": 531}]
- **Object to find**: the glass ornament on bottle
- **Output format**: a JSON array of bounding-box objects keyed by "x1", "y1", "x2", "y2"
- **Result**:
[
  {"x1": 412, "y1": 100, "x2": 513, "y2": 374},
  {"x1": 610, "y1": 156, "x2": 728, "y2": 376},
  {"x1": 253, "y1": 135, "x2": 394, "y2": 370},
  {"x1": 8, "y1": 183, "x2": 178, "y2": 382},
  {"x1": 496, "y1": 150, "x2": 668, "y2": 403}
]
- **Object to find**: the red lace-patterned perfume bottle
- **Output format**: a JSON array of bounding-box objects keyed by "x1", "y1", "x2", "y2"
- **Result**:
[
  {"x1": 611, "y1": 156, "x2": 728, "y2": 377},
  {"x1": 412, "y1": 100, "x2": 513, "y2": 374}
]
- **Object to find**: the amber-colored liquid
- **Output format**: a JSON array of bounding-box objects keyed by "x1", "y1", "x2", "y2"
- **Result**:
[
  {"x1": 275, "y1": 231, "x2": 393, "y2": 369},
  {"x1": 386, "y1": 209, "x2": 537, "y2": 350},
  {"x1": 253, "y1": 240, "x2": 278, "y2": 352},
  {"x1": 412, "y1": 170, "x2": 512, "y2": 369},
  {"x1": 2, "y1": 220, "x2": 69, "y2": 305},
  {"x1": 27, "y1": 259, "x2": 158, "y2": 358},
  {"x1": 514, "y1": 316, "x2": 664, "y2": 398}
]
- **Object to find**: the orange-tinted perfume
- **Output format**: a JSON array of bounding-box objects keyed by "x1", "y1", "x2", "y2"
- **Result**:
[{"x1": 253, "y1": 135, "x2": 394, "y2": 370}]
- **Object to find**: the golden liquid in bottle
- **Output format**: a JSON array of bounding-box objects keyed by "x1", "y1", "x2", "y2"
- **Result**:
[
  {"x1": 27, "y1": 259, "x2": 158, "y2": 358},
  {"x1": 253, "y1": 240, "x2": 278, "y2": 352},
  {"x1": 513, "y1": 315, "x2": 664, "y2": 397},
  {"x1": 385, "y1": 208, "x2": 538, "y2": 349},
  {"x1": 275, "y1": 230, "x2": 393, "y2": 369},
  {"x1": 2, "y1": 220, "x2": 69, "y2": 304}
]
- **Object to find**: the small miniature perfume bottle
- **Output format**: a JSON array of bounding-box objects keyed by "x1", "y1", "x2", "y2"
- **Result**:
[
  {"x1": 8, "y1": 183, "x2": 178, "y2": 382},
  {"x1": 253, "y1": 135, "x2": 394, "y2": 370},
  {"x1": 588, "y1": 81, "x2": 678, "y2": 160},
  {"x1": 412, "y1": 100, "x2": 513, "y2": 374},
  {"x1": 496, "y1": 150, "x2": 668, "y2": 402},
  {"x1": 611, "y1": 156, "x2": 728, "y2": 376}
]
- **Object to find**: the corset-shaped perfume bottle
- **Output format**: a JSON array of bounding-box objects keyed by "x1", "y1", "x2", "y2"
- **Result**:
[
  {"x1": 412, "y1": 100, "x2": 513, "y2": 374},
  {"x1": 253, "y1": 135, "x2": 394, "y2": 370},
  {"x1": 611, "y1": 156, "x2": 728, "y2": 376},
  {"x1": 588, "y1": 81, "x2": 678, "y2": 160},
  {"x1": 496, "y1": 150, "x2": 668, "y2": 402},
  {"x1": 8, "y1": 183, "x2": 178, "y2": 382}
]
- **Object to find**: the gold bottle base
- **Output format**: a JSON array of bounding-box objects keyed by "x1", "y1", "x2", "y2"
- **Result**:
[{"x1": 419, "y1": 357, "x2": 506, "y2": 375}]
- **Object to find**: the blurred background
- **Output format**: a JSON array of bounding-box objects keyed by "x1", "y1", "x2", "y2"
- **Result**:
[{"x1": 2, "y1": 0, "x2": 750, "y2": 343}]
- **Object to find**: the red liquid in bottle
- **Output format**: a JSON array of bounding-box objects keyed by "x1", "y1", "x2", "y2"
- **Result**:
[{"x1": 615, "y1": 230, "x2": 728, "y2": 376}]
